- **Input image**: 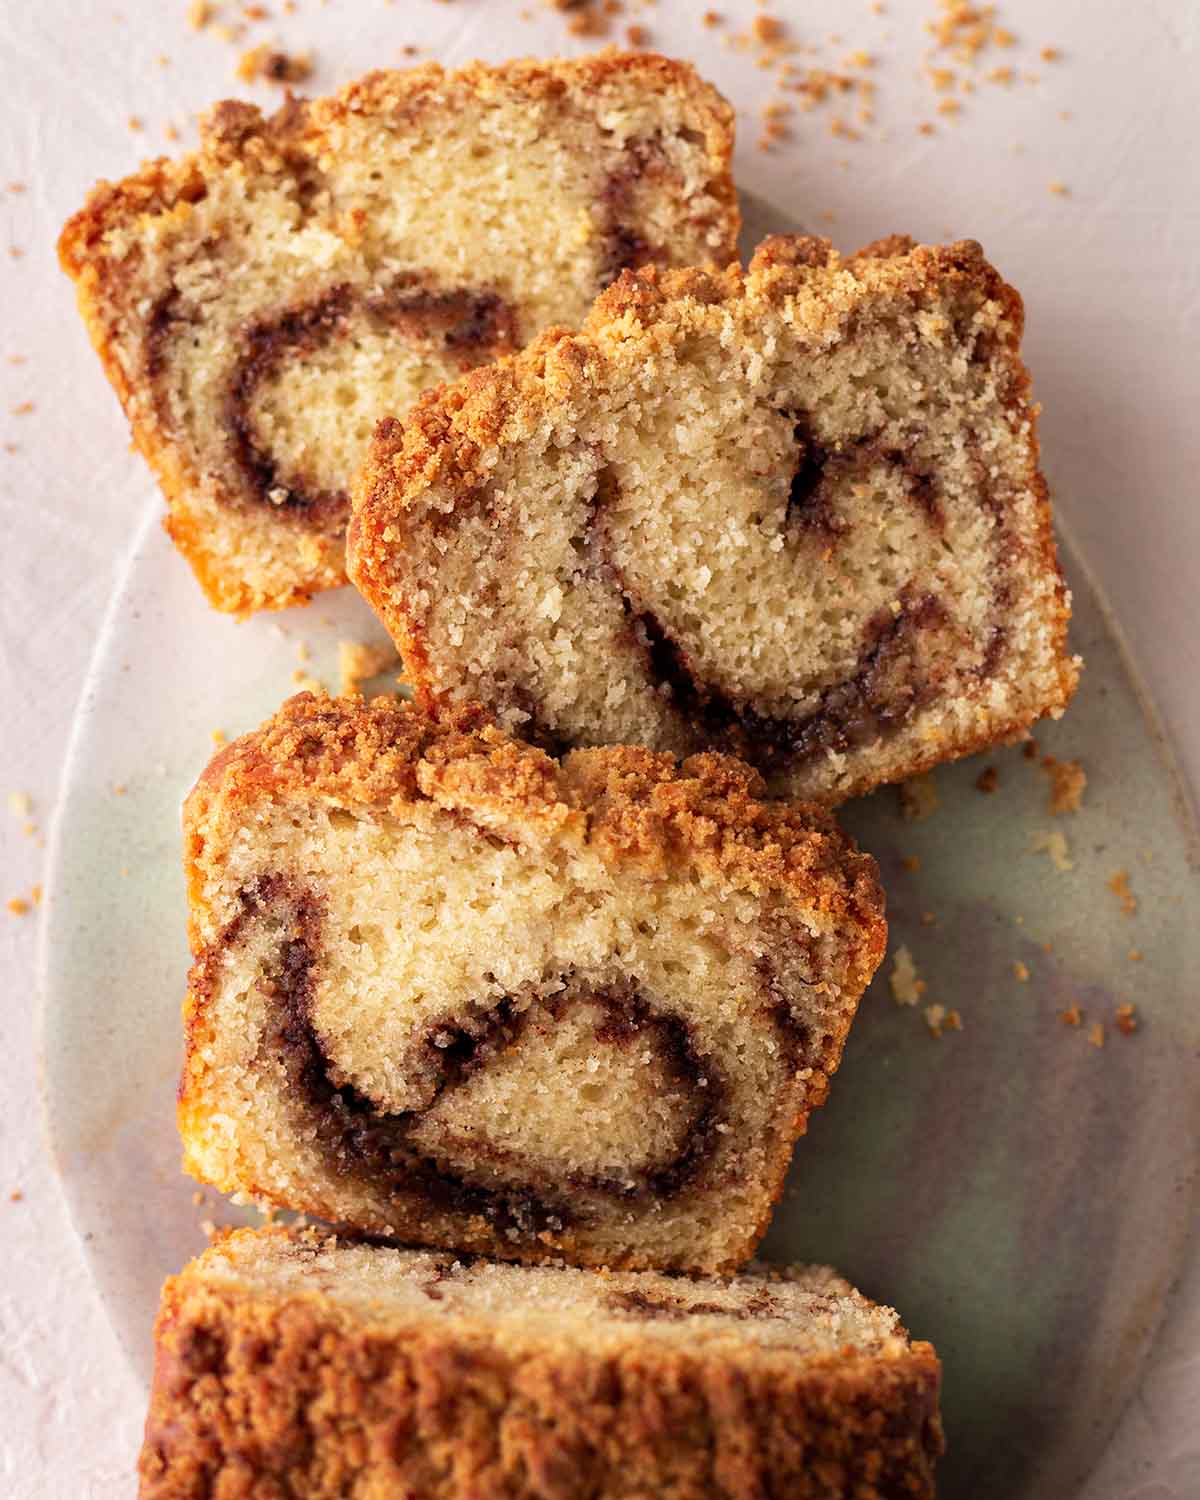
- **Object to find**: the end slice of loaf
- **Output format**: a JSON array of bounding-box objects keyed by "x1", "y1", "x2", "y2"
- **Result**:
[
  {"x1": 178, "y1": 693, "x2": 885, "y2": 1273},
  {"x1": 58, "y1": 54, "x2": 738, "y2": 615},
  {"x1": 138, "y1": 1226, "x2": 943, "y2": 1500},
  {"x1": 351, "y1": 234, "x2": 1078, "y2": 805}
]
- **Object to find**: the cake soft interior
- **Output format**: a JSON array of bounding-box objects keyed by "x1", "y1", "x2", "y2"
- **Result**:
[
  {"x1": 59, "y1": 57, "x2": 737, "y2": 612},
  {"x1": 192, "y1": 1229, "x2": 908, "y2": 1362},
  {"x1": 186, "y1": 794, "x2": 860, "y2": 1270},
  {"x1": 352, "y1": 239, "x2": 1076, "y2": 802}
]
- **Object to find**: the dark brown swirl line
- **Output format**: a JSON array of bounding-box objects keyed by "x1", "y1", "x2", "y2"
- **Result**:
[
  {"x1": 223, "y1": 276, "x2": 517, "y2": 523},
  {"x1": 589, "y1": 443, "x2": 954, "y2": 770},
  {"x1": 237, "y1": 877, "x2": 732, "y2": 1237}
]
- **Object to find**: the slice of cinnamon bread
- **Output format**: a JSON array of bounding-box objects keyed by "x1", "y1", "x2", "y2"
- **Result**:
[
  {"x1": 351, "y1": 234, "x2": 1078, "y2": 806},
  {"x1": 58, "y1": 55, "x2": 738, "y2": 615},
  {"x1": 138, "y1": 1227, "x2": 943, "y2": 1500},
  {"x1": 178, "y1": 693, "x2": 885, "y2": 1273}
]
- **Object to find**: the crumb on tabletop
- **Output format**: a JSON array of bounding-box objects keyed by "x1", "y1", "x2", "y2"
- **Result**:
[
  {"x1": 1127, "y1": 947, "x2": 1142, "y2": 962},
  {"x1": 6, "y1": 897, "x2": 30, "y2": 917},
  {"x1": 1114, "y1": 1003, "x2": 1138, "y2": 1036},
  {"x1": 1088, "y1": 1022, "x2": 1105, "y2": 1049},
  {"x1": 1012, "y1": 959, "x2": 1029, "y2": 982},
  {"x1": 900, "y1": 854, "x2": 920, "y2": 873},
  {"x1": 236, "y1": 44, "x2": 313, "y2": 85},
  {"x1": 975, "y1": 765, "x2": 998, "y2": 794},
  {"x1": 1041, "y1": 756, "x2": 1086, "y2": 814},
  {"x1": 889, "y1": 944, "x2": 926, "y2": 1006},
  {"x1": 1108, "y1": 869, "x2": 1137, "y2": 916},
  {"x1": 31, "y1": 884, "x2": 42, "y2": 907},
  {"x1": 1029, "y1": 829, "x2": 1073, "y2": 872},
  {"x1": 1049, "y1": 181, "x2": 1069, "y2": 196},
  {"x1": 703, "y1": 8, "x2": 721, "y2": 24},
  {"x1": 1022, "y1": 737, "x2": 1039, "y2": 760},
  {"x1": 1040, "y1": 45, "x2": 1061, "y2": 62},
  {"x1": 9, "y1": 1190, "x2": 23, "y2": 1203},
  {"x1": 6, "y1": 791, "x2": 31, "y2": 818},
  {"x1": 944, "y1": 1008, "x2": 962, "y2": 1031},
  {"x1": 625, "y1": 23, "x2": 647, "y2": 45},
  {"x1": 188, "y1": 0, "x2": 214, "y2": 27},
  {"x1": 920, "y1": 910, "x2": 936, "y2": 926},
  {"x1": 338, "y1": 640, "x2": 397, "y2": 697},
  {"x1": 924, "y1": 1003, "x2": 960, "y2": 1037},
  {"x1": 898, "y1": 774, "x2": 939, "y2": 821},
  {"x1": 211, "y1": 727, "x2": 228, "y2": 747},
  {"x1": 1059, "y1": 1004, "x2": 1083, "y2": 1027}
]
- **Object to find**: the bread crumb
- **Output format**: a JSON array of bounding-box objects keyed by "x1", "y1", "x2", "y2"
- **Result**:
[
  {"x1": 889, "y1": 944, "x2": 926, "y2": 1006},
  {"x1": 1040, "y1": 45, "x2": 1060, "y2": 61},
  {"x1": 624, "y1": 23, "x2": 647, "y2": 44},
  {"x1": 1029, "y1": 829, "x2": 1073, "y2": 872},
  {"x1": 1108, "y1": 869, "x2": 1137, "y2": 916},
  {"x1": 6, "y1": 791, "x2": 30, "y2": 818},
  {"x1": 236, "y1": 43, "x2": 313, "y2": 84},
  {"x1": 900, "y1": 854, "x2": 920, "y2": 873},
  {"x1": 1012, "y1": 959, "x2": 1029, "y2": 982},
  {"x1": 1022, "y1": 737, "x2": 1039, "y2": 759},
  {"x1": 111, "y1": 782, "x2": 127, "y2": 797},
  {"x1": 1127, "y1": 947, "x2": 1142, "y2": 962},
  {"x1": 1041, "y1": 756, "x2": 1086, "y2": 814},
  {"x1": 11, "y1": 401, "x2": 34, "y2": 416},
  {"x1": 1049, "y1": 181, "x2": 1069, "y2": 196},
  {"x1": 1088, "y1": 1022, "x2": 1105, "y2": 1049},
  {"x1": 1059, "y1": 1004, "x2": 1082, "y2": 1027},
  {"x1": 898, "y1": 774, "x2": 939, "y2": 821},
  {"x1": 1114, "y1": 1002, "x2": 1138, "y2": 1036},
  {"x1": 753, "y1": 14, "x2": 784, "y2": 43},
  {"x1": 188, "y1": 0, "x2": 214, "y2": 27},
  {"x1": 925, "y1": 1003, "x2": 960, "y2": 1037},
  {"x1": 338, "y1": 640, "x2": 397, "y2": 697},
  {"x1": 211, "y1": 728, "x2": 228, "y2": 747},
  {"x1": 702, "y1": 8, "x2": 721, "y2": 24},
  {"x1": 920, "y1": 910, "x2": 936, "y2": 926},
  {"x1": 975, "y1": 765, "x2": 998, "y2": 793},
  {"x1": 30, "y1": 884, "x2": 42, "y2": 907},
  {"x1": 6, "y1": 897, "x2": 30, "y2": 917},
  {"x1": 9, "y1": 1190, "x2": 23, "y2": 1203}
]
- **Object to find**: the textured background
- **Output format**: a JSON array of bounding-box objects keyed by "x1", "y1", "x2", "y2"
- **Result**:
[{"x1": 1, "y1": 1, "x2": 1197, "y2": 1495}]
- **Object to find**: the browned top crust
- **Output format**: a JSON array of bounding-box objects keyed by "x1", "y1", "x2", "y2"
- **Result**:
[
  {"x1": 351, "y1": 235, "x2": 1026, "y2": 514},
  {"x1": 60, "y1": 52, "x2": 737, "y2": 276},
  {"x1": 186, "y1": 692, "x2": 885, "y2": 958}
]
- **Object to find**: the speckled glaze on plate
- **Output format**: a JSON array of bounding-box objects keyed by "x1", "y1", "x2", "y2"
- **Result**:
[{"x1": 39, "y1": 196, "x2": 1200, "y2": 1500}]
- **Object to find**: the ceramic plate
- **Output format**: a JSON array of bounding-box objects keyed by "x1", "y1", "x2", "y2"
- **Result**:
[{"x1": 40, "y1": 195, "x2": 1200, "y2": 1500}]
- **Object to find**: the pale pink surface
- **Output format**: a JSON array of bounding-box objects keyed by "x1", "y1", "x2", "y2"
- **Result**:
[{"x1": 2, "y1": 2, "x2": 1198, "y2": 1496}]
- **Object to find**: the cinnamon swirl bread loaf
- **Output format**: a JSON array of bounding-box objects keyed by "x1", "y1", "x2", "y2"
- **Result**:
[
  {"x1": 351, "y1": 235, "x2": 1078, "y2": 805},
  {"x1": 179, "y1": 693, "x2": 885, "y2": 1272},
  {"x1": 139, "y1": 1227, "x2": 943, "y2": 1500},
  {"x1": 58, "y1": 55, "x2": 738, "y2": 615}
]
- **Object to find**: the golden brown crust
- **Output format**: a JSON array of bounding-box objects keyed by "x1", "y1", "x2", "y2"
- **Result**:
[
  {"x1": 59, "y1": 54, "x2": 739, "y2": 617},
  {"x1": 138, "y1": 1230, "x2": 943, "y2": 1500},
  {"x1": 350, "y1": 234, "x2": 1077, "y2": 804},
  {"x1": 184, "y1": 691, "x2": 885, "y2": 955}
]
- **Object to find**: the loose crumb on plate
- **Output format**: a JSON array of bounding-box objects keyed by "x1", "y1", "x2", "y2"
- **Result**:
[
  {"x1": 6, "y1": 897, "x2": 30, "y2": 917},
  {"x1": 1012, "y1": 959, "x2": 1029, "y2": 982},
  {"x1": 1059, "y1": 1004, "x2": 1083, "y2": 1027},
  {"x1": 1108, "y1": 869, "x2": 1138, "y2": 916},
  {"x1": 889, "y1": 944, "x2": 926, "y2": 1005},
  {"x1": 1041, "y1": 755, "x2": 1086, "y2": 814},
  {"x1": 338, "y1": 640, "x2": 398, "y2": 697},
  {"x1": 1029, "y1": 828, "x2": 1073, "y2": 872},
  {"x1": 1088, "y1": 1022, "x2": 1105, "y2": 1049},
  {"x1": 1114, "y1": 1002, "x2": 1138, "y2": 1036},
  {"x1": 975, "y1": 764, "x2": 998, "y2": 793}
]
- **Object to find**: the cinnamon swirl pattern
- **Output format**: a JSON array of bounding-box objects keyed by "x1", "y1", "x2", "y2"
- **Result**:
[
  {"x1": 351, "y1": 236, "x2": 1078, "y2": 805},
  {"x1": 178, "y1": 694, "x2": 885, "y2": 1272},
  {"x1": 58, "y1": 55, "x2": 739, "y2": 614}
]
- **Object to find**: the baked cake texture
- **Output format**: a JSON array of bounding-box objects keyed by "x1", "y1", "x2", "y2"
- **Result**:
[
  {"x1": 351, "y1": 234, "x2": 1078, "y2": 805},
  {"x1": 58, "y1": 54, "x2": 738, "y2": 615},
  {"x1": 178, "y1": 692, "x2": 885, "y2": 1272},
  {"x1": 138, "y1": 1226, "x2": 943, "y2": 1500}
]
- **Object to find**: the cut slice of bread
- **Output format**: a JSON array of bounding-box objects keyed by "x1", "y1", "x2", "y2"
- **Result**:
[
  {"x1": 58, "y1": 54, "x2": 738, "y2": 615},
  {"x1": 178, "y1": 693, "x2": 885, "y2": 1273},
  {"x1": 351, "y1": 234, "x2": 1078, "y2": 805},
  {"x1": 138, "y1": 1226, "x2": 943, "y2": 1500}
]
